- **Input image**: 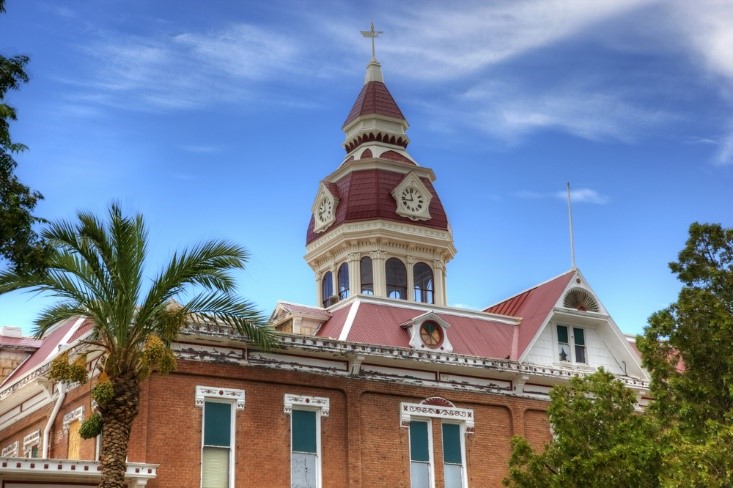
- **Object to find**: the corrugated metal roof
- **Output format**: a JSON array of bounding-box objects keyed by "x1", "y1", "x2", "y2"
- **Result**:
[
  {"x1": 279, "y1": 302, "x2": 331, "y2": 320},
  {"x1": 2, "y1": 317, "x2": 83, "y2": 387},
  {"x1": 316, "y1": 305, "x2": 351, "y2": 339},
  {"x1": 315, "y1": 301, "x2": 515, "y2": 360},
  {"x1": 485, "y1": 271, "x2": 575, "y2": 358}
]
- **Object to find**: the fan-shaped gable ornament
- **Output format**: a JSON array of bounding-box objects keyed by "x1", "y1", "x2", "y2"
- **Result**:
[{"x1": 563, "y1": 288, "x2": 600, "y2": 312}]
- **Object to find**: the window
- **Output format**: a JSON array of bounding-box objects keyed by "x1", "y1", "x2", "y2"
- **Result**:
[
  {"x1": 386, "y1": 258, "x2": 407, "y2": 299},
  {"x1": 557, "y1": 325, "x2": 586, "y2": 363},
  {"x1": 1, "y1": 441, "x2": 18, "y2": 457},
  {"x1": 360, "y1": 257, "x2": 373, "y2": 295},
  {"x1": 23, "y1": 430, "x2": 40, "y2": 458},
  {"x1": 401, "y1": 399, "x2": 473, "y2": 488},
  {"x1": 196, "y1": 386, "x2": 245, "y2": 488},
  {"x1": 62, "y1": 406, "x2": 84, "y2": 461},
  {"x1": 420, "y1": 321, "x2": 443, "y2": 348},
  {"x1": 322, "y1": 271, "x2": 333, "y2": 307},
  {"x1": 337, "y1": 263, "x2": 349, "y2": 299},
  {"x1": 442, "y1": 424, "x2": 465, "y2": 488},
  {"x1": 285, "y1": 394, "x2": 329, "y2": 488},
  {"x1": 409, "y1": 420, "x2": 433, "y2": 488},
  {"x1": 413, "y1": 262, "x2": 434, "y2": 304}
]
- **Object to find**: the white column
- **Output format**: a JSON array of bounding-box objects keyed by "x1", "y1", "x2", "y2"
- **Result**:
[
  {"x1": 347, "y1": 252, "x2": 360, "y2": 297},
  {"x1": 371, "y1": 251, "x2": 387, "y2": 297},
  {"x1": 406, "y1": 256, "x2": 416, "y2": 302},
  {"x1": 433, "y1": 260, "x2": 446, "y2": 306}
]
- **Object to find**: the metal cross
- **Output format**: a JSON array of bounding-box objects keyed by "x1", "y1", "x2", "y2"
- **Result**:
[{"x1": 360, "y1": 21, "x2": 383, "y2": 59}]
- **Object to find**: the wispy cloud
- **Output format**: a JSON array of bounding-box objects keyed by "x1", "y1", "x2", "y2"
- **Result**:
[{"x1": 517, "y1": 188, "x2": 609, "y2": 205}]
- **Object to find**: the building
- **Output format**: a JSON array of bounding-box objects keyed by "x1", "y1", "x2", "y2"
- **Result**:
[{"x1": 0, "y1": 48, "x2": 649, "y2": 488}]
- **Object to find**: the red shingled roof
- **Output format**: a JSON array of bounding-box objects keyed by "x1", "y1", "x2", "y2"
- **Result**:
[
  {"x1": 306, "y1": 169, "x2": 449, "y2": 244},
  {"x1": 485, "y1": 270, "x2": 575, "y2": 359},
  {"x1": 343, "y1": 81, "x2": 406, "y2": 127},
  {"x1": 315, "y1": 300, "x2": 515, "y2": 360}
]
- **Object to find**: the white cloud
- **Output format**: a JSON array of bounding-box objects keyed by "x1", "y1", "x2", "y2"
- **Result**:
[
  {"x1": 715, "y1": 130, "x2": 733, "y2": 166},
  {"x1": 516, "y1": 188, "x2": 609, "y2": 204}
]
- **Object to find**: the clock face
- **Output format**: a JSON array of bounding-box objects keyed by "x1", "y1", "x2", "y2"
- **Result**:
[
  {"x1": 317, "y1": 197, "x2": 333, "y2": 223},
  {"x1": 400, "y1": 187, "x2": 425, "y2": 213}
]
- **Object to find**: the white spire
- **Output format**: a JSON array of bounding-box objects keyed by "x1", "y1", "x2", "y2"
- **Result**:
[{"x1": 361, "y1": 22, "x2": 384, "y2": 84}]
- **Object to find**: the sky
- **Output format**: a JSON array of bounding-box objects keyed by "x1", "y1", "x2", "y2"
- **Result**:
[{"x1": 1, "y1": 0, "x2": 732, "y2": 337}]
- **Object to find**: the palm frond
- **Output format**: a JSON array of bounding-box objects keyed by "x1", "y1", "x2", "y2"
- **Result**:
[{"x1": 32, "y1": 302, "x2": 88, "y2": 339}]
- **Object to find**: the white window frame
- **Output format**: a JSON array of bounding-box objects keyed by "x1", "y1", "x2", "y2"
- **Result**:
[
  {"x1": 23, "y1": 430, "x2": 40, "y2": 458},
  {"x1": 400, "y1": 400, "x2": 473, "y2": 488},
  {"x1": 441, "y1": 422, "x2": 468, "y2": 488},
  {"x1": 284, "y1": 394, "x2": 329, "y2": 488},
  {"x1": 2, "y1": 440, "x2": 19, "y2": 457},
  {"x1": 555, "y1": 324, "x2": 588, "y2": 365},
  {"x1": 196, "y1": 386, "x2": 245, "y2": 488},
  {"x1": 408, "y1": 418, "x2": 436, "y2": 488}
]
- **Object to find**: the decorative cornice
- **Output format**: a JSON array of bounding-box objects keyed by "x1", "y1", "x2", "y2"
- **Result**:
[
  {"x1": 62, "y1": 406, "x2": 84, "y2": 433},
  {"x1": 195, "y1": 386, "x2": 245, "y2": 410},
  {"x1": 284, "y1": 394, "x2": 330, "y2": 417},
  {"x1": 400, "y1": 401, "x2": 474, "y2": 431}
]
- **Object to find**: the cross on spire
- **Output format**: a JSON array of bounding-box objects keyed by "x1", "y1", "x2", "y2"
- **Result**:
[{"x1": 360, "y1": 21, "x2": 383, "y2": 59}]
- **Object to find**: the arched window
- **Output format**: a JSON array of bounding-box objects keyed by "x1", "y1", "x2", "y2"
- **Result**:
[
  {"x1": 413, "y1": 262, "x2": 434, "y2": 304},
  {"x1": 386, "y1": 258, "x2": 407, "y2": 300},
  {"x1": 360, "y1": 257, "x2": 373, "y2": 295},
  {"x1": 338, "y1": 263, "x2": 349, "y2": 299},
  {"x1": 322, "y1": 271, "x2": 333, "y2": 307}
]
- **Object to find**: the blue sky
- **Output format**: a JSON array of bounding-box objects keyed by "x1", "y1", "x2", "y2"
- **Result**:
[{"x1": 1, "y1": 0, "x2": 732, "y2": 336}]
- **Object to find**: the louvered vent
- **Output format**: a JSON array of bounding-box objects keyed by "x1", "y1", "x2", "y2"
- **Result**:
[{"x1": 563, "y1": 288, "x2": 599, "y2": 312}]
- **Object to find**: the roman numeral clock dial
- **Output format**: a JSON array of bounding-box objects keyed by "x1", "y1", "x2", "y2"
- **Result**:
[
  {"x1": 400, "y1": 187, "x2": 425, "y2": 213},
  {"x1": 317, "y1": 197, "x2": 333, "y2": 223}
]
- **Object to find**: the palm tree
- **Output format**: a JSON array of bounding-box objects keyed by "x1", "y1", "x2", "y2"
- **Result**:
[{"x1": 0, "y1": 204, "x2": 277, "y2": 488}]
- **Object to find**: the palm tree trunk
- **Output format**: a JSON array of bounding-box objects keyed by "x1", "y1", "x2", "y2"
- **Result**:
[{"x1": 98, "y1": 375, "x2": 140, "y2": 488}]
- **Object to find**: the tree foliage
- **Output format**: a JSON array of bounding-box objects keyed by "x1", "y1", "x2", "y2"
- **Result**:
[
  {"x1": 504, "y1": 369, "x2": 661, "y2": 488},
  {"x1": 637, "y1": 222, "x2": 733, "y2": 486},
  {"x1": 0, "y1": 0, "x2": 47, "y2": 275},
  {"x1": 0, "y1": 203, "x2": 277, "y2": 488}
]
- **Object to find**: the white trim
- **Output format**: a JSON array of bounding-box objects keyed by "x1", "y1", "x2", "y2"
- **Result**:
[
  {"x1": 338, "y1": 301, "x2": 360, "y2": 341},
  {"x1": 408, "y1": 418, "x2": 435, "y2": 488},
  {"x1": 399, "y1": 402, "x2": 475, "y2": 431},
  {"x1": 195, "y1": 386, "x2": 245, "y2": 410},
  {"x1": 62, "y1": 405, "x2": 84, "y2": 433},
  {"x1": 2, "y1": 440, "x2": 19, "y2": 457},
  {"x1": 197, "y1": 386, "x2": 244, "y2": 488},
  {"x1": 285, "y1": 394, "x2": 329, "y2": 488},
  {"x1": 23, "y1": 430, "x2": 40, "y2": 457},
  {"x1": 283, "y1": 394, "x2": 330, "y2": 417}
]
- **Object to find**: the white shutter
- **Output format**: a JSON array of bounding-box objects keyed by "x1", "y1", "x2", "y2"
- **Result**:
[{"x1": 202, "y1": 447, "x2": 229, "y2": 488}]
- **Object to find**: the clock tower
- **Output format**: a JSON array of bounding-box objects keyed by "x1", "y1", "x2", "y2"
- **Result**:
[{"x1": 305, "y1": 41, "x2": 456, "y2": 308}]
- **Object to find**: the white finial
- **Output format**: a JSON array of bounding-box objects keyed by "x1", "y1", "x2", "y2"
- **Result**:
[
  {"x1": 360, "y1": 21, "x2": 383, "y2": 60},
  {"x1": 567, "y1": 182, "x2": 577, "y2": 269}
]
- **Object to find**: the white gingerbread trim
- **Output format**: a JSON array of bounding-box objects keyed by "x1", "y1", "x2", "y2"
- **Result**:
[
  {"x1": 195, "y1": 386, "x2": 245, "y2": 410},
  {"x1": 283, "y1": 394, "x2": 330, "y2": 417},
  {"x1": 2, "y1": 440, "x2": 19, "y2": 457},
  {"x1": 400, "y1": 401, "x2": 474, "y2": 431},
  {"x1": 62, "y1": 406, "x2": 84, "y2": 433}
]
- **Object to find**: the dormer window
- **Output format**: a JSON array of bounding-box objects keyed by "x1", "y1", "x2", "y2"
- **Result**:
[
  {"x1": 557, "y1": 325, "x2": 586, "y2": 364},
  {"x1": 404, "y1": 313, "x2": 453, "y2": 352},
  {"x1": 419, "y1": 321, "x2": 443, "y2": 348}
]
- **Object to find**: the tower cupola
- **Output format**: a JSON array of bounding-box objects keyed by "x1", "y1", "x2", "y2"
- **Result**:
[{"x1": 305, "y1": 25, "x2": 456, "y2": 309}]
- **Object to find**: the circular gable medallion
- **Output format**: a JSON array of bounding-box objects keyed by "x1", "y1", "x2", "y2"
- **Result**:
[{"x1": 420, "y1": 320, "x2": 443, "y2": 348}]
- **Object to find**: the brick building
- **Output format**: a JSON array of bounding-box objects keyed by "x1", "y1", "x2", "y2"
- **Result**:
[{"x1": 0, "y1": 49, "x2": 649, "y2": 488}]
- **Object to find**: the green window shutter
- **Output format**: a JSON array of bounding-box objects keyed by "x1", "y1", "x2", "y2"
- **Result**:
[
  {"x1": 442, "y1": 423, "x2": 462, "y2": 464},
  {"x1": 557, "y1": 325, "x2": 568, "y2": 343},
  {"x1": 292, "y1": 410, "x2": 317, "y2": 454},
  {"x1": 573, "y1": 327, "x2": 585, "y2": 345},
  {"x1": 410, "y1": 421, "x2": 430, "y2": 462},
  {"x1": 204, "y1": 402, "x2": 232, "y2": 447}
]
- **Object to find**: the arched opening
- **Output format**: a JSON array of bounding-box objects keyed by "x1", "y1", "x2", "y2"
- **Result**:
[
  {"x1": 386, "y1": 258, "x2": 407, "y2": 300},
  {"x1": 338, "y1": 263, "x2": 349, "y2": 299},
  {"x1": 322, "y1": 271, "x2": 334, "y2": 307},
  {"x1": 360, "y1": 257, "x2": 374, "y2": 295},
  {"x1": 413, "y1": 262, "x2": 434, "y2": 304}
]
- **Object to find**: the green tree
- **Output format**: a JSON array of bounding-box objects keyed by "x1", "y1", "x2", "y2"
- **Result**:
[
  {"x1": 503, "y1": 369, "x2": 661, "y2": 488},
  {"x1": 0, "y1": 0, "x2": 47, "y2": 275},
  {"x1": 0, "y1": 204, "x2": 277, "y2": 488},
  {"x1": 637, "y1": 222, "x2": 733, "y2": 486}
]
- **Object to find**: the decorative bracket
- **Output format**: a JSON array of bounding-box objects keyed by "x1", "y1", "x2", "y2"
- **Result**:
[
  {"x1": 195, "y1": 386, "x2": 245, "y2": 410},
  {"x1": 284, "y1": 394, "x2": 330, "y2": 417}
]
